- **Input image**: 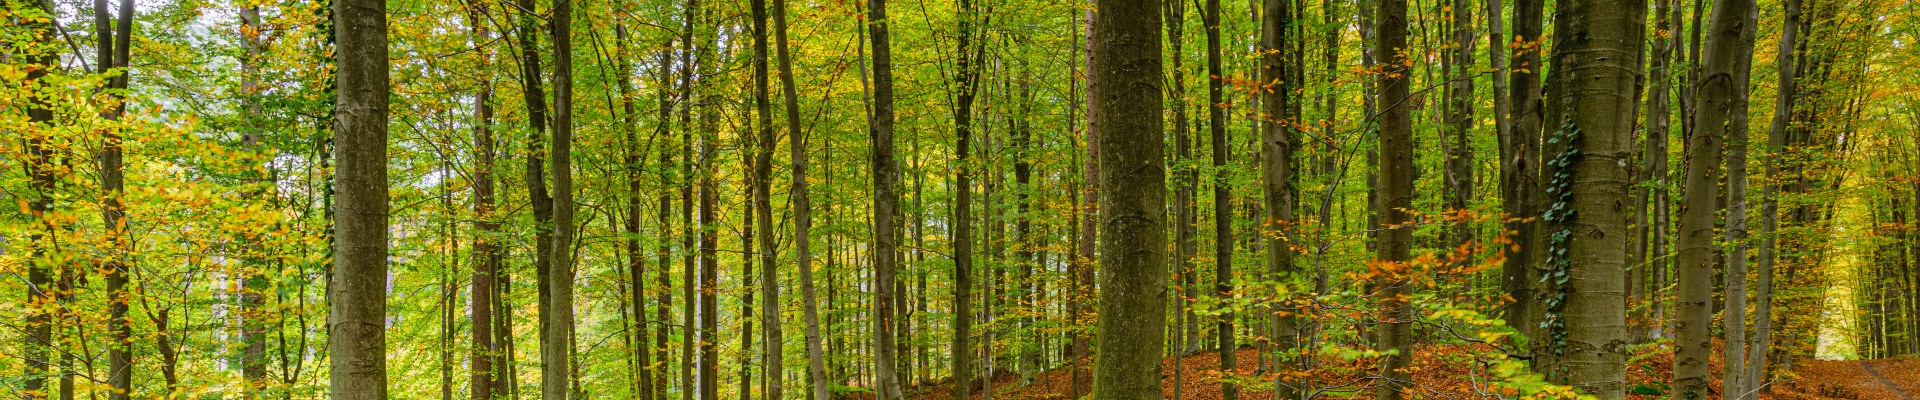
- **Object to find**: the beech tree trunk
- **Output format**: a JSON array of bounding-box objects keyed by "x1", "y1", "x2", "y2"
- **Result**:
[
  {"x1": 1202, "y1": 0, "x2": 1236, "y2": 396},
  {"x1": 466, "y1": 5, "x2": 500, "y2": 398},
  {"x1": 951, "y1": 0, "x2": 984, "y2": 394},
  {"x1": 866, "y1": 0, "x2": 905, "y2": 396},
  {"x1": 1748, "y1": 0, "x2": 1798, "y2": 393},
  {"x1": 1672, "y1": 0, "x2": 1756, "y2": 395},
  {"x1": 1260, "y1": 0, "x2": 1302, "y2": 395},
  {"x1": 1502, "y1": 0, "x2": 1544, "y2": 341},
  {"x1": 1372, "y1": 0, "x2": 1413, "y2": 398},
  {"x1": 94, "y1": 0, "x2": 134, "y2": 397},
  {"x1": 1089, "y1": 0, "x2": 1169, "y2": 397},
  {"x1": 330, "y1": 0, "x2": 391, "y2": 394}
]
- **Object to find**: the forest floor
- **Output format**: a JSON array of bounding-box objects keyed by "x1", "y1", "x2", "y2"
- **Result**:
[{"x1": 885, "y1": 343, "x2": 1919, "y2": 399}]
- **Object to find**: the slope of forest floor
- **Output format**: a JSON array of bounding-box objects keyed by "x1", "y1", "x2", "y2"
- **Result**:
[{"x1": 881, "y1": 343, "x2": 1919, "y2": 399}]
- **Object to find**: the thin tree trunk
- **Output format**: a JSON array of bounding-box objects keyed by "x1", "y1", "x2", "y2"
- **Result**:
[
  {"x1": 1671, "y1": 0, "x2": 1756, "y2": 395},
  {"x1": 613, "y1": 19, "x2": 655, "y2": 400},
  {"x1": 951, "y1": 0, "x2": 984, "y2": 395},
  {"x1": 1641, "y1": 0, "x2": 1674, "y2": 343},
  {"x1": 1747, "y1": 0, "x2": 1798, "y2": 393},
  {"x1": 747, "y1": 0, "x2": 783, "y2": 398},
  {"x1": 543, "y1": 0, "x2": 578, "y2": 395},
  {"x1": 1372, "y1": 0, "x2": 1414, "y2": 398},
  {"x1": 1446, "y1": 0, "x2": 1474, "y2": 252},
  {"x1": 1502, "y1": 0, "x2": 1544, "y2": 342},
  {"x1": 465, "y1": 4, "x2": 500, "y2": 397},
  {"x1": 865, "y1": 0, "x2": 905, "y2": 396},
  {"x1": 1090, "y1": 0, "x2": 1170, "y2": 396},
  {"x1": 94, "y1": 0, "x2": 135, "y2": 396},
  {"x1": 1260, "y1": 0, "x2": 1302, "y2": 394},
  {"x1": 1720, "y1": 1, "x2": 1759, "y2": 395},
  {"x1": 1201, "y1": 0, "x2": 1235, "y2": 396},
  {"x1": 330, "y1": 0, "x2": 391, "y2": 393},
  {"x1": 767, "y1": 0, "x2": 828, "y2": 397}
]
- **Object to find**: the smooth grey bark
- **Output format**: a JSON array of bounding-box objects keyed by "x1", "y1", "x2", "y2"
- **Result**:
[
  {"x1": 1672, "y1": 0, "x2": 1757, "y2": 395},
  {"x1": 1642, "y1": 0, "x2": 1675, "y2": 343},
  {"x1": 1719, "y1": 0, "x2": 1759, "y2": 396},
  {"x1": 1540, "y1": 0, "x2": 1643, "y2": 395},
  {"x1": 329, "y1": 0, "x2": 391, "y2": 394}
]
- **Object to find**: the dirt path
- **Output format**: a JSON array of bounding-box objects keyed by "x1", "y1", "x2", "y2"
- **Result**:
[{"x1": 1861, "y1": 359, "x2": 1917, "y2": 400}]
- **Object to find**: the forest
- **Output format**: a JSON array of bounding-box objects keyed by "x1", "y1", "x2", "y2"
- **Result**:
[{"x1": 2, "y1": 0, "x2": 1918, "y2": 396}]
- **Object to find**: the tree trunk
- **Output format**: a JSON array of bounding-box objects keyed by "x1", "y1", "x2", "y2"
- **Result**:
[
  {"x1": 1446, "y1": 0, "x2": 1474, "y2": 250},
  {"x1": 612, "y1": 18, "x2": 655, "y2": 400},
  {"x1": 1671, "y1": 0, "x2": 1756, "y2": 395},
  {"x1": 1502, "y1": 0, "x2": 1544, "y2": 341},
  {"x1": 1070, "y1": 9, "x2": 1096, "y2": 397},
  {"x1": 865, "y1": 0, "x2": 906, "y2": 397},
  {"x1": 1259, "y1": 0, "x2": 1302, "y2": 395},
  {"x1": 1090, "y1": 0, "x2": 1169, "y2": 397},
  {"x1": 1640, "y1": 0, "x2": 1674, "y2": 343},
  {"x1": 1748, "y1": 0, "x2": 1798, "y2": 393},
  {"x1": 1201, "y1": 0, "x2": 1235, "y2": 396},
  {"x1": 678, "y1": 1, "x2": 699, "y2": 398},
  {"x1": 330, "y1": 0, "x2": 391, "y2": 394},
  {"x1": 1372, "y1": 0, "x2": 1413, "y2": 398},
  {"x1": 94, "y1": 0, "x2": 135, "y2": 397},
  {"x1": 951, "y1": 0, "x2": 983, "y2": 395},
  {"x1": 1538, "y1": 0, "x2": 1644, "y2": 396},
  {"x1": 1720, "y1": 1, "x2": 1759, "y2": 395},
  {"x1": 18, "y1": 0, "x2": 58, "y2": 395},
  {"x1": 543, "y1": 0, "x2": 578, "y2": 395},
  {"x1": 747, "y1": 0, "x2": 783, "y2": 398},
  {"x1": 464, "y1": 4, "x2": 500, "y2": 397},
  {"x1": 766, "y1": 1, "x2": 828, "y2": 398}
]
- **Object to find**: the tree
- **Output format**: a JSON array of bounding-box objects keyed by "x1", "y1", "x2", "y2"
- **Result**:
[
  {"x1": 544, "y1": 0, "x2": 579, "y2": 394},
  {"x1": 1672, "y1": 0, "x2": 1757, "y2": 395},
  {"x1": 1202, "y1": 0, "x2": 1235, "y2": 395},
  {"x1": 950, "y1": 0, "x2": 985, "y2": 394},
  {"x1": 1640, "y1": 0, "x2": 1676, "y2": 343},
  {"x1": 1260, "y1": 0, "x2": 1302, "y2": 394},
  {"x1": 1749, "y1": 0, "x2": 1801, "y2": 394},
  {"x1": 748, "y1": 0, "x2": 783, "y2": 398},
  {"x1": 464, "y1": 3, "x2": 501, "y2": 397},
  {"x1": 1089, "y1": 0, "x2": 1169, "y2": 397},
  {"x1": 1371, "y1": 0, "x2": 1414, "y2": 398},
  {"x1": 1537, "y1": 0, "x2": 1643, "y2": 395},
  {"x1": 330, "y1": 0, "x2": 391, "y2": 394},
  {"x1": 93, "y1": 0, "x2": 134, "y2": 397},
  {"x1": 769, "y1": 0, "x2": 831, "y2": 396},
  {"x1": 1501, "y1": 0, "x2": 1544, "y2": 341},
  {"x1": 866, "y1": 0, "x2": 906, "y2": 396}
]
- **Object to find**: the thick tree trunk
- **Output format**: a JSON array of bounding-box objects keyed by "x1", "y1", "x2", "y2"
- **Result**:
[
  {"x1": 1538, "y1": 0, "x2": 1644, "y2": 396},
  {"x1": 1671, "y1": 0, "x2": 1755, "y2": 395},
  {"x1": 1090, "y1": 0, "x2": 1169, "y2": 397},
  {"x1": 1372, "y1": 0, "x2": 1413, "y2": 398},
  {"x1": 329, "y1": 0, "x2": 391, "y2": 394}
]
